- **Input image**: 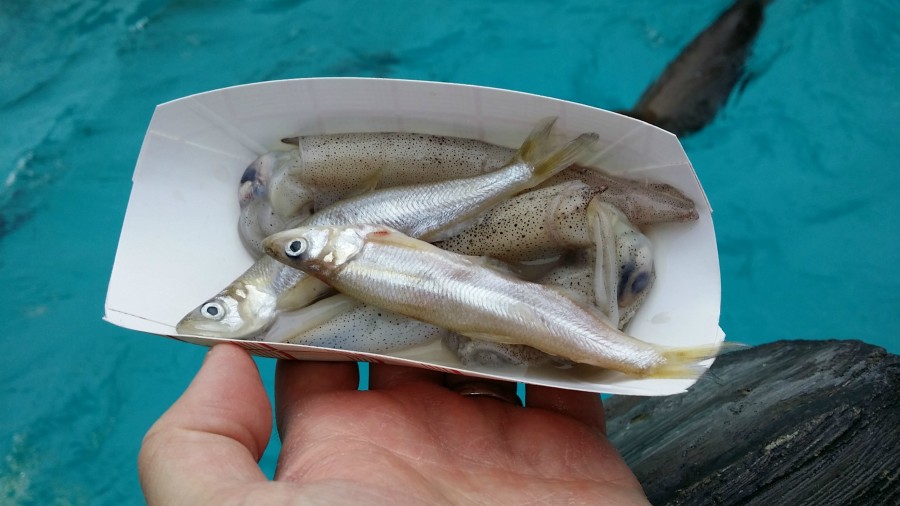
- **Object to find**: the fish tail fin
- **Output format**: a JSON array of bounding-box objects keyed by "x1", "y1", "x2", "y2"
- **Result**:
[
  {"x1": 521, "y1": 125, "x2": 600, "y2": 185},
  {"x1": 515, "y1": 117, "x2": 558, "y2": 162},
  {"x1": 646, "y1": 341, "x2": 747, "y2": 379}
]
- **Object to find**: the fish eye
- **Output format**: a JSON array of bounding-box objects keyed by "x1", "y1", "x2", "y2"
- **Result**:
[
  {"x1": 285, "y1": 238, "x2": 308, "y2": 258},
  {"x1": 618, "y1": 263, "x2": 636, "y2": 300},
  {"x1": 201, "y1": 301, "x2": 225, "y2": 320},
  {"x1": 631, "y1": 271, "x2": 651, "y2": 294}
]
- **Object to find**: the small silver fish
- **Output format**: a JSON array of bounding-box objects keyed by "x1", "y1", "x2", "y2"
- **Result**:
[
  {"x1": 448, "y1": 247, "x2": 653, "y2": 368},
  {"x1": 264, "y1": 256, "x2": 567, "y2": 353},
  {"x1": 262, "y1": 223, "x2": 722, "y2": 376},
  {"x1": 174, "y1": 254, "x2": 331, "y2": 339}
]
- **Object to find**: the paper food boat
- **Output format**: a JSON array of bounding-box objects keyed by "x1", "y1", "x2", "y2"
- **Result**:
[{"x1": 105, "y1": 78, "x2": 723, "y2": 396}]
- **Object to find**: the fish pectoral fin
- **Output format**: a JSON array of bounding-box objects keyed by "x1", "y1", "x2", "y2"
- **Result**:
[
  {"x1": 364, "y1": 226, "x2": 441, "y2": 253},
  {"x1": 277, "y1": 276, "x2": 335, "y2": 311},
  {"x1": 460, "y1": 331, "x2": 523, "y2": 346},
  {"x1": 265, "y1": 294, "x2": 362, "y2": 343},
  {"x1": 517, "y1": 118, "x2": 600, "y2": 183},
  {"x1": 464, "y1": 255, "x2": 522, "y2": 278},
  {"x1": 420, "y1": 213, "x2": 482, "y2": 242}
]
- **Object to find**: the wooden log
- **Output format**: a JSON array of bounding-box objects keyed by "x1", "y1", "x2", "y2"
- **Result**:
[{"x1": 604, "y1": 340, "x2": 899, "y2": 505}]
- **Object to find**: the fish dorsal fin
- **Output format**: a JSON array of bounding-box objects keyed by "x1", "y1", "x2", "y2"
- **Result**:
[{"x1": 465, "y1": 255, "x2": 522, "y2": 277}]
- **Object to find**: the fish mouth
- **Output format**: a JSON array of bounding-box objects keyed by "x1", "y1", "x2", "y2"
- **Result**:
[
  {"x1": 175, "y1": 316, "x2": 233, "y2": 338},
  {"x1": 261, "y1": 235, "x2": 286, "y2": 262},
  {"x1": 174, "y1": 307, "x2": 259, "y2": 340}
]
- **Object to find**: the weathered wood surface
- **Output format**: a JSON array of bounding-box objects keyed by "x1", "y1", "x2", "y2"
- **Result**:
[{"x1": 604, "y1": 340, "x2": 899, "y2": 505}]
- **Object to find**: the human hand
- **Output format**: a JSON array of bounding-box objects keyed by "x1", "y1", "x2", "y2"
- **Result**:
[{"x1": 139, "y1": 344, "x2": 649, "y2": 504}]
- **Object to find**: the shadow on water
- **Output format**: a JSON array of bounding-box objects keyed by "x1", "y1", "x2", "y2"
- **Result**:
[{"x1": 0, "y1": 150, "x2": 63, "y2": 241}]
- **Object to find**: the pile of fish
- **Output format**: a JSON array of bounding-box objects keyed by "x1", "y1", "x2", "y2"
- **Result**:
[{"x1": 177, "y1": 118, "x2": 720, "y2": 377}]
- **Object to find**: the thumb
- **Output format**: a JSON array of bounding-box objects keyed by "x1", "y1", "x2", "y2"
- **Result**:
[{"x1": 139, "y1": 344, "x2": 273, "y2": 505}]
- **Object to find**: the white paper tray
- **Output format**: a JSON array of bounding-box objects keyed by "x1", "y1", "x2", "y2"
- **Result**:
[{"x1": 105, "y1": 78, "x2": 722, "y2": 395}]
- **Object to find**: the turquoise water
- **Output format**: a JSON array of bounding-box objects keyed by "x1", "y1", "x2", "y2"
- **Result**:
[{"x1": 2, "y1": 0, "x2": 898, "y2": 503}]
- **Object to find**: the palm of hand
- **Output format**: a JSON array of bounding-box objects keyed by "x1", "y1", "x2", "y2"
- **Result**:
[{"x1": 139, "y1": 345, "x2": 648, "y2": 505}]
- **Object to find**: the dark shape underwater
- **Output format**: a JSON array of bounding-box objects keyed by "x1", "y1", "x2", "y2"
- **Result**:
[{"x1": 622, "y1": 0, "x2": 768, "y2": 137}]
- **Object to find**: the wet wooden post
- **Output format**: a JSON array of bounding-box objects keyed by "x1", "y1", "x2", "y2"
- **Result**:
[{"x1": 605, "y1": 340, "x2": 899, "y2": 505}]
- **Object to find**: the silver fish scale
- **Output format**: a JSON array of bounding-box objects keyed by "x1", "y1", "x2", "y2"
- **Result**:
[{"x1": 304, "y1": 160, "x2": 536, "y2": 241}]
